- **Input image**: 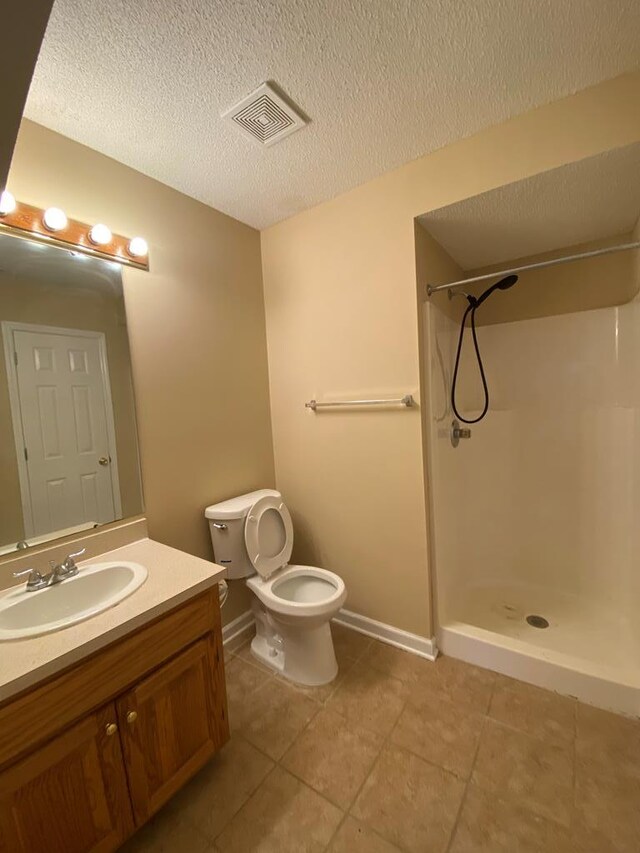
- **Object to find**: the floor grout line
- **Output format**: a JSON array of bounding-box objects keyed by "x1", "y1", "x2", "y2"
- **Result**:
[
  {"x1": 230, "y1": 639, "x2": 380, "y2": 852},
  {"x1": 322, "y1": 644, "x2": 493, "y2": 851},
  {"x1": 210, "y1": 749, "x2": 280, "y2": 848},
  {"x1": 443, "y1": 712, "x2": 489, "y2": 853},
  {"x1": 275, "y1": 651, "x2": 367, "y2": 793},
  {"x1": 570, "y1": 698, "x2": 579, "y2": 828},
  {"x1": 315, "y1": 632, "x2": 412, "y2": 851},
  {"x1": 441, "y1": 666, "x2": 499, "y2": 852},
  {"x1": 321, "y1": 691, "x2": 412, "y2": 853},
  {"x1": 215, "y1": 624, "x2": 622, "y2": 853},
  {"x1": 481, "y1": 712, "x2": 577, "y2": 747}
]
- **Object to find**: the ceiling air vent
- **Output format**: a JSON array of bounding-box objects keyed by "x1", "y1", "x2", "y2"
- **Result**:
[{"x1": 223, "y1": 82, "x2": 307, "y2": 147}]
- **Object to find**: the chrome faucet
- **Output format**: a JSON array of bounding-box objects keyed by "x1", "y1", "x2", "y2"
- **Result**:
[
  {"x1": 13, "y1": 548, "x2": 86, "y2": 591},
  {"x1": 49, "y1": 549, "x2": 86, "y2": 584}
]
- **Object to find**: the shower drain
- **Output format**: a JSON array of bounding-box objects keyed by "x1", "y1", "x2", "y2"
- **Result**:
[{"x1": 526, "y1": 614, "x2": 549, "y2": 629}]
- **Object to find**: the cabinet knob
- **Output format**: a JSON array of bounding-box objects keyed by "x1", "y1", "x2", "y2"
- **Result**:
[
  {"x1": 105, "y1": 722, "x2": 118, "y2": 737},
  {"x1": 126, "y1": 710, "x2": 138, "y2": 724}
]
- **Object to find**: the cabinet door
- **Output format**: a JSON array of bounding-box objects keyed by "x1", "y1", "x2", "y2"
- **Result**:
[
  {"x1": 117, "y1": 636, "x2": 229, "y2": 823},
  {"x1": 0, "y1": 704, "x2": 133, "y2": 853}
]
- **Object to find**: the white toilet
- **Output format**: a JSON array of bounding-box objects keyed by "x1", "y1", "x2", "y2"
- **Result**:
[{"x1": 205, "y1": 489, "x2": 347, "y2": 686}]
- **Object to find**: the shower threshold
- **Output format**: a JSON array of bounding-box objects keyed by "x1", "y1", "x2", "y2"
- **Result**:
[{"x1": 438, "y1": 581, "x2": 639, "y2": 717}]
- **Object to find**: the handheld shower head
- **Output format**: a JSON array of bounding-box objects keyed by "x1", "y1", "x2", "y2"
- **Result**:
[
  {"x1": 497, "y1": 274, "x2": 518, "y2": 289},
  {"x1": 451, "y1": 273, "x2": 519, "y2": 424},
  {"x1": 474, "y1": 274, "x2": 518, "y2": 307}
]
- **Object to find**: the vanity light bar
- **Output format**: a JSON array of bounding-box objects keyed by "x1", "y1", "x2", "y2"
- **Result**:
[
  {"x1": 0, "y1": 198, "x2": 149, "y2": 271},
  {"x1": 0, "y1": 190, "x2": 16, "y2": 216}
]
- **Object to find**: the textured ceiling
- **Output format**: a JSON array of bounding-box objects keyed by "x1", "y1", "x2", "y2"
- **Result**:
[
  {"x1": 419, "y1": 142, "x2": 640, "y2": 269},
  {"x1": 24, "y1": 0, "x2": 640, "y2": 229}
]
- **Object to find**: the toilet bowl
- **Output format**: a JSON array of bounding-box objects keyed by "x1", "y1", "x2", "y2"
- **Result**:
[
  {"x1": 205, "y1": 490, "x2": 347, "y2": 685},
  {"x1": 248, "y1": 564, "x2": 346, "y2": 685}
]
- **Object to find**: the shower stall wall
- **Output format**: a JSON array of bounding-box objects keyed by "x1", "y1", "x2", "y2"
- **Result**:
[{"x1": 425, "y1": 294, "x2": 640, "y2": 715}]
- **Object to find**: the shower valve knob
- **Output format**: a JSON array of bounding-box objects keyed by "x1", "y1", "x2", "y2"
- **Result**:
[{"x1": 451, "y1": 420, "x2": 471, "y2": 447}]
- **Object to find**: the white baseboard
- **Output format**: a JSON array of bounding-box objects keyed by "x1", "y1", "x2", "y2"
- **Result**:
[
  {"x1": 222, "y1": 610, "x2": 255, "y2": 651},
  {"x1": 223, "y1": 606, "x2": 439, "y2": 663},
  {"x1": 333, "y1": 608, "x2": 438, "y2": 661}
]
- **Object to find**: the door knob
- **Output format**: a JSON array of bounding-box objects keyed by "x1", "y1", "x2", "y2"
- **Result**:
[
  {"x1": 105, "y1": 722, "x2": 118, "y2": 736},
  {"x1": 98, "y1": 456, "x2": 110, "y2": 466},
  {"x1": 126, "y1": 711, "x2": 138, "y2": 724}
]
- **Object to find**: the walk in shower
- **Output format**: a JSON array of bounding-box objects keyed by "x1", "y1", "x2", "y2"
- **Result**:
[{"x1": 418, "y1": 143, "x2": 640, "y2": 715}]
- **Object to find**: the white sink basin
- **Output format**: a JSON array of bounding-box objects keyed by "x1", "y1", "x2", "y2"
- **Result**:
[{"x1": 0, "y1": 562, "x2": 148, "y2": 640}]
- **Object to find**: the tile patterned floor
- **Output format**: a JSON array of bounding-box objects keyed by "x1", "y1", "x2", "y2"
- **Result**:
[{"x1": 121, "y1": 623, "x2": 640, "y2": 853}]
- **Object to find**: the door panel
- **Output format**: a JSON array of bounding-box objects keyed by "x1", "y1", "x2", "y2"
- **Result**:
[
  {"x1": 37, "y1": 384, "x2": 62, "y2": 457},
  {"x1": 0, "y1": 704, "x2": 133, "y2": 853},
  {"x1": 11, "y1": 327, "x2": 117, "y2": 536},
  {"x1": 117, "y1": 637, "x2": 229, "y2": 824},
  {"x1": 72, "y1": 385, "x2": 95, "y2": 452}
]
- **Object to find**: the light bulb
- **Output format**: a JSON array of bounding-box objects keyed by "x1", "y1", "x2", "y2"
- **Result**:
[
  {"x1": 43, "y1": 207, "x2": 68, "y2": 232},
  {"x1": 89, "y1": 223, "x2": 112, "y2": 245},
  {"x1": 128, "y1": 236, "x2": 148, "y2": 257},
  {"x1": 0, "y1": 190, "x2": 16, "y2": 216}
]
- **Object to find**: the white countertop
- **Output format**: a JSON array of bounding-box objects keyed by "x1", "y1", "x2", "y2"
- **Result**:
[{"x1": 0, "y1": 538, "x2": 226, "y2": 703}]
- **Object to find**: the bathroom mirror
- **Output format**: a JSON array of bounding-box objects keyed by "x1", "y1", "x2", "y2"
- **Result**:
[{"x1": 0, "y1": 231, "x2": 143, "y2": 555}]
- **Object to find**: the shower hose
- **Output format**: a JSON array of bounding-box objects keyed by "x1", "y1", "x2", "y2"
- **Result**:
[{"x1": 451, "y1": 297, "x2": 489, "y2": 424}]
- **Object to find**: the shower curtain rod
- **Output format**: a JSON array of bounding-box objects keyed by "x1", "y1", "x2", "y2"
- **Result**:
[{"x1": 426, "y1": 240, "x2": 640, "y2": 297}]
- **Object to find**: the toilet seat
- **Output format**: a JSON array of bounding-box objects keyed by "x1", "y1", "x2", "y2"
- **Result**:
[{"x1": 244, "y1": 495, "x2": 294, "y2": 579}]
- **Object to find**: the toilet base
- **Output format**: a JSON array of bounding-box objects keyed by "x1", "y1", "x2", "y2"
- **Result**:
[
  {"x1": 250, "y1": 633, "x2": 285, "y2": 674},
  {"x1": 249, "y1": 599, "x2": 339, "y2": 686},
  {"x1": 275, "y1": 620, "x2": 338, "y2": 686}
]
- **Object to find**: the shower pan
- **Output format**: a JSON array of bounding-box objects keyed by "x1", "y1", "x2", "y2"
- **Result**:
[{"x1": 423, "y1": 293, "x2": 640, "y2": 716}]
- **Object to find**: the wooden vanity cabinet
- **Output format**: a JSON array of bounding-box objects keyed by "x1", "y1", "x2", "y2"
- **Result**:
[
  {"x1": 116, "y1": 635, "x2": 225, "y2": 824},
  {"x1": 0, "y1": 588, "x2": 229, "y2": 853},
  {"x1": 0, "y1": 703, "x2": 133, "y2": 853}
]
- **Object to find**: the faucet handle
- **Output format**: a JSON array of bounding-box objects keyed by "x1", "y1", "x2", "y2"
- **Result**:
[
  {"x1": 58, "y1": 547, "x2": 86, "y2": 573},
  {"x1": 64, "y1": 548, "x2": 86, "y2": 567},
  {"x1": 13, "y1": 568, "x2": 40, "y2": 579},
  {"x1": 67, "y1": 548, "x2": 87, "y2": 560},
  {"x1": 13, "y1": 568, "x2": 48, "y2": 590}
]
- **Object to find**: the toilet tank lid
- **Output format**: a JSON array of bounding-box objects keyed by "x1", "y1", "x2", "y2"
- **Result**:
[{"x1": 205, "y1": 489, "x2": 281, "y2": 520}]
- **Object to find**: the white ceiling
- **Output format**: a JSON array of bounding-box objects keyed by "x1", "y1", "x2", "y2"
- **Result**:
[
  {"x1": 24, "y1": 0, "x2": 640, "y2": 230},
  {"x1": 418, "y1": 142, "x2": 640, "y2": 269}
]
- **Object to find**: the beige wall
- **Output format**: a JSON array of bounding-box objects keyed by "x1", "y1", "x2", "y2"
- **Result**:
[
  {"x1": 5, "y1": 120, "x2": 276, "y2": 624},
  {"x1": 0, "y1": 260, "x2": 143, "y2": 544},
  {"x1": 414, "y1": 224, "x2": 467, "y2": 632},
  {"x1": 633, "y1": 214, "x2": 640, "y2": 292},
  {"x1": 261, "y1": 71, "x2": 640, "y2": 638},
  {"x1": 414, "y1": 225, "x2": 465, "y2": 323},
  {"x1": 467, "y1": 232, "x2": 639, "y2": 325},
  {"x1": 0, "y1": 5, "x2": 53, "y2": 190}
]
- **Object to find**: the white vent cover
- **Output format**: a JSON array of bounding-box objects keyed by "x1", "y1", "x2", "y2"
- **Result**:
[{"x1": 223, "y1": 82, "x2": 307, "y2": 147}]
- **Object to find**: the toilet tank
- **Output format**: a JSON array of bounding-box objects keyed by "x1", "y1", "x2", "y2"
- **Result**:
[{"x1": 205, "y1": 489, "x2": 281, "y2": 579}]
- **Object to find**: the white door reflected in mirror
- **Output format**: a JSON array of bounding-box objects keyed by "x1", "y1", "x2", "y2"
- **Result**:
[{"x1": 4, "y1": 323, "x2": 120, "y2": 537}]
